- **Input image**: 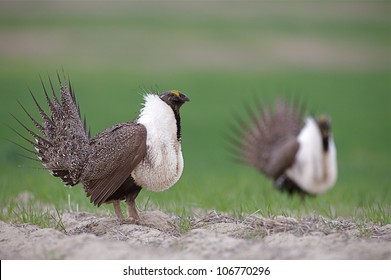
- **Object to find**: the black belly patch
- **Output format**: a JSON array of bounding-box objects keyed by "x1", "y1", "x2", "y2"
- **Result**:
[
  {"x1": 105, "y1": 177, "x2": 142, "y2": 202},
  {"x1": 274, "y1": 174, "x2": 316, "y2": 197}
]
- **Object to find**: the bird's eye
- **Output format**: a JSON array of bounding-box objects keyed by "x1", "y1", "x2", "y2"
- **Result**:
[{"x1": 172, "y1": 95, "x2": 181, "y2": 103}]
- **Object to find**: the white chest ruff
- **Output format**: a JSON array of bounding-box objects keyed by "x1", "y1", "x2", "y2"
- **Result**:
[
  {"x1": 132, "y1": 142, "x2": 184, "y2": 192},
  {"x1": 131, "y1": 94, "x2": 184, "y2": 192},
  {"x1": 286, "y1": 118, "x2": 338, "y2": 195}
]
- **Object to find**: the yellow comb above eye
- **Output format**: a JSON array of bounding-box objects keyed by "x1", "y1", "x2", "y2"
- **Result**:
[
  {"x1": 319, "y1": 115, "x2": 329, "y2": 122},
  {"x1": 170, "y1": 90, "x2": 180, "y2": 97}
]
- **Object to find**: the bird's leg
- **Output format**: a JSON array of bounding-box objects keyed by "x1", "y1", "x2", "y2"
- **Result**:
[
  {"x1": 126, "y1": 186, "x2": 142, "y2": 223},
  {"x1": 113, "y1": 200, "x2": 125, "y2": 221},
  {"x1": 275, "y1": 174, "x2": 287, "y2": 190},
  {"x1": 300, "y1": 192, "x2": 306, "y2": 203},
  {"x1": 126, "y1": 198, "x2": 140, "y2": 222}
]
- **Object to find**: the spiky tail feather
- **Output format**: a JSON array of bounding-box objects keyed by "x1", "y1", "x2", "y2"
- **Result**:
[
  {"x1": 228, "y1": 96, "x2": 305, "y2": 179},
  {"x1": 13, "y1": 74, "x2": 90, "y2": 186}
]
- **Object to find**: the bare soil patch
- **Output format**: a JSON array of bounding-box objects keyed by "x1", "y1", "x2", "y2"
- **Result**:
[{"x1": 1, "y1": 209, "x2": 390, "y2": 259}]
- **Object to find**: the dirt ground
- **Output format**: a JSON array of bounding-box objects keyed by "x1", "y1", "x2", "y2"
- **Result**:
[{"x1": 1, "y1": 208, "x2": 390, "y2": 259}]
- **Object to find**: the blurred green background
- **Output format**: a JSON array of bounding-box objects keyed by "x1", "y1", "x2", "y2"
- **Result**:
[{"x1": 0, "y1": 1, "x2": 390, "y2": 223}]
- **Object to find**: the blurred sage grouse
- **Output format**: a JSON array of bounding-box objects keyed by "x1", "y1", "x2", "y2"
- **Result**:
[
  {"x1": 230, "y1": 97, "x2": 337, "y2": 197},
  {"x1": 13, "y1": 75, "x2": 189, "y2": 223}
]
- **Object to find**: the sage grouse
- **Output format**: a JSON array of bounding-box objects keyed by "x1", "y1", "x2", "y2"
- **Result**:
[
  {"x1": 231, "y1": 97, "x2": 337, "y2": 197},
  {"x1": 14, "y1": 76, "x2": 189, "y2": 223}
]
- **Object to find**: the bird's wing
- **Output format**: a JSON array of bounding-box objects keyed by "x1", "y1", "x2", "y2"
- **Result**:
[
  {"x1": 83, "y1": 122, "x2": 147, "y2": 206},
  {"x1": 230, "y1": 97, "x2": 304, "y2": 179}
]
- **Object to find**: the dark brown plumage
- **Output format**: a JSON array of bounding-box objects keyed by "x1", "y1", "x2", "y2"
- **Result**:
[{"x1": 13, "y1": 74, "x2": 189, "y2": 223}]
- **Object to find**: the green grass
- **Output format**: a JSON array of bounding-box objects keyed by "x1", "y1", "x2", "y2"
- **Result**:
[
  {"x1": 0, "y1": 1, "x2": 390, "y2": 228},
  {"x1": 1, "y1": 191, "x2": 66, "y2": 232}
]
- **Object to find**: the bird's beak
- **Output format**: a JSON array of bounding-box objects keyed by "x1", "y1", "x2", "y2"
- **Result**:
[{"x1": 181, "y1": 93, "x2": 190, "y2": 103}]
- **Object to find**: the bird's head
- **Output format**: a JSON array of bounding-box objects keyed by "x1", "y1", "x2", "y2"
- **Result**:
[
  {"x1": 160, "y1": 90, "x2": 190, "y2": 113},
  {"x1": 316, "y1": 115, "x2": 332, "y2": 152},
  {"x1": 316, "y1": 115, "x2": 331, "y2": 138}
]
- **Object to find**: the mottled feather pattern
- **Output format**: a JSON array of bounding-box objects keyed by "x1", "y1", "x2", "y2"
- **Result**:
[
  {"x1": 16, "y1": 76, "x2": 90, "y2": 186},
  {"x1": 82, "y1": 122, "x2": 147, "y2": 206}
]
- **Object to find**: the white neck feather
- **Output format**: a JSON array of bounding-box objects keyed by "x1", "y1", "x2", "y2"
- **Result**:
[
  {"x1": 137, "y1": 94, "x2": 178, "y2": 143},
  {"x1": 286, "y1": 117, "x2": 337, "y2": 194},
  {"x1": 132, "y1": 94, "x2": 184, "y2": 192}
]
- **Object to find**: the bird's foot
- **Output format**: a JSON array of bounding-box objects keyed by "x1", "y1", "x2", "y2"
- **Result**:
[
  {"x1": 118, "y1": 217, "x2": 139, "y2": 225},
  {"x1": 113, "y1": 200, "x2": 140, "y2": 224}
]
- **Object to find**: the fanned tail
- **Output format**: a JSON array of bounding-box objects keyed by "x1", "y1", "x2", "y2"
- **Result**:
[
  {"x1": 13, "y1": 74, "x2": 90, "y2": 186},
  {"x1": 228, "y1": 96, "x2": 305, "y2": 179}
]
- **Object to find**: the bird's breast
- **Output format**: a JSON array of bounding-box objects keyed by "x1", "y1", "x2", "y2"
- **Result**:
[
  {"x1": 132, "y1": 96, "x2": 184, "y2": 191},
  {"x1": 286, "y1": 129, "x2": 338, "y2": 195},
  {"x1": 131, "y1": 140, "x2": 184, "y2": 192}
]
